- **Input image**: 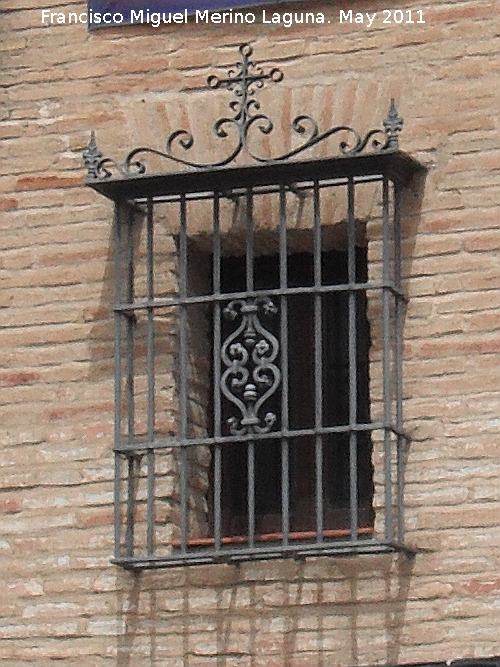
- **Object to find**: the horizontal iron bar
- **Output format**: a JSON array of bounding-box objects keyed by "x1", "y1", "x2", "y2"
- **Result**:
[
  {"x1": 114, "y1": 281, "x2": 408, "y2": 313},
  {"x1": 89, "y1": 151, "x2": 423, "y2": 201},
  {"x1": 112, "y1": 540, "x2": 408, "y2": 569},
  {"x1": 114, "y1": 422, "x2": 410, "y2": 453},
  {"x1": 128, "y1": 174, "x2": 386, "y2": 205}
]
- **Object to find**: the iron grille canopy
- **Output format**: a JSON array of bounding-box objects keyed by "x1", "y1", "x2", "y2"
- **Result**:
[{"x1": 84, "y1": 44, "x2": 424, "y2": 569}]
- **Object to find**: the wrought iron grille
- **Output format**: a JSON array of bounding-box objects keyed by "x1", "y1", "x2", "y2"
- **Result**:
[{"x1": 84, "y1": 44, "x2": 423, "y2": 569}]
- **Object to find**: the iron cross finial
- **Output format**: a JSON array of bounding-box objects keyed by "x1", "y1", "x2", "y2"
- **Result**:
[{"x1": 207, "y1": 43, "x2": 283, "y2": 100}]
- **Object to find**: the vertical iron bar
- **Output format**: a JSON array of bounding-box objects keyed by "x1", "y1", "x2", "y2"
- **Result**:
[
  {"x1": 125, "y1": 203, "x2": 135, "y2": 557},
  {"x1": 146, "y1": 198, "x2": 155, "y2": 557},
  {"x1": 213, "y1": 192, "x2": 222, "y2": 551},
  {"x1": 281, "y1": 442, "x2": 289, "y2": 546},
  {"x1": 246, "y1": 188, "x2": 255, "y2": 546},
  {"x1": 245, "y1": 189, "x2": 254, "y2": 292},
  {"x1": 313, "y1": 181, "x2": 323, "y2": 542},
  {"x1": 179, "y1": 194, "x2": 188, "y2": 551},
  {"x1": 126, "y1": 204, "x2": 135, "y2": 447},
  {"x1": 279, "y1": 185, "x2": 289, "y2": 545},
  {"x1": 179, "y1": 448, "x2": 188, "y2": 552},
  {"x1": 382, "y1": 175, "x2": 393, "y2": 541},
  {"x1": 125, "y1": 456, "x2": 136, "y2": 558},
  {"x1": 248, "y1": 441, "x2": 255, "y2": 547},
  {"x1": 113, "y1": 202, "x2": 123, "y2": 558},
  {"x1": 394, "y1": 182, "x2": 405, "y2": 542},
  {"x1": 214, "y1": 445, "x2": 222, "y2": 551},
  {"x1": 347, "y1": 177, "x2": 359, "y2": 540}
]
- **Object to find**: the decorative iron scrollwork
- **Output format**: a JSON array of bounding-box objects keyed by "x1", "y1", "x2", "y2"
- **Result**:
[
  {"x1": 221, "y1": 297, "x2": 281, "y2": 435},
  {"x1": 82, "y1": 130, "x2": 137, "y2": 180},
  {"x1": 84, "y1": 43, "x2": 404, "y2": 180}
]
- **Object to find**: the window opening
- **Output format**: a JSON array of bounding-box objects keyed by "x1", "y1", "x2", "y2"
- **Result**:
[{"x1": 213, "y1": 249, "x2": 374, "y2": 542}]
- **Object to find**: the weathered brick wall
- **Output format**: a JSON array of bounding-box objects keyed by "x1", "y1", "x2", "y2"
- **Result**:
[{"x1": 1, "y1": 0, "x2": 500, "y2": 665}]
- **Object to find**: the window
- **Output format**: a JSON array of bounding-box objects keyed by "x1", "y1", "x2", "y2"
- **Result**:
[
  {"x1": 100, "y1": 163, "x2": 418, "y2": 568},
  {"x1": 84, "y1": 43, "x2": 423, "y2": 567}
]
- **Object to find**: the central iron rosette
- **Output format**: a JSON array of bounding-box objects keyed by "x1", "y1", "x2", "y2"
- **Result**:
[{"x1": 221, "y1": 296, "x2": 281, "y2": 435}]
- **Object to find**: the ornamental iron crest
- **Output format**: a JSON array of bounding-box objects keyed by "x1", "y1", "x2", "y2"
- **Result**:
[
  {"x1": 221, "y1": 297, "x2": 281, "y2": 435},
  {"x1": 83, "y1": 43, "x2": 404, "y2": 179}
]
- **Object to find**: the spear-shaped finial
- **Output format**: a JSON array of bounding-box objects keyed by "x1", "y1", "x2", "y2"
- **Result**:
[
  {"x1": 83, "y1": 131, "x2": 103, "y2": 179},
  {"x1": 383, "y1": 99, "x2": 403, "y2": 150}
]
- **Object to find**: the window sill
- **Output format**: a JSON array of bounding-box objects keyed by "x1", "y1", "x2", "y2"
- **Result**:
[{"x1": 173, "y1": 526, "x2": 373, "y2": 548}]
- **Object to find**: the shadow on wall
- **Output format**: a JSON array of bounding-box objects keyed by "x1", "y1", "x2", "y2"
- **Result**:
[
  {"x1": 115, "y1": 553, "x2": 415, "y2": 667},
  {"x1": 87, "y1": 202, "x2": 145, "y2": 387},
  {"x1": 400, "y1": 168, "x2": 427, "y2": 296},
  {"x1": 397, "y1": 167, "x2": 427, "y2": 472},
  {"x1": 87, "y1": 220, "x2": 115, "y2": 385}
]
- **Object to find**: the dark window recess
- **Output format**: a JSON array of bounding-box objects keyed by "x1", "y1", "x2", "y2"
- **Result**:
[{"x1": 214, "y1": 250, "x2": 374, "y2": 540}]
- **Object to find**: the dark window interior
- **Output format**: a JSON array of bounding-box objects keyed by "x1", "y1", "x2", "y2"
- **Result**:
[{"x1": 212, "y1": 249, "x2": 374, "y2": 539}]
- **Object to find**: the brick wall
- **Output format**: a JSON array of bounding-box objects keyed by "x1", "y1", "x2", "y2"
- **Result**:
[{"x1": 1, "y1": 0, "x2": 500, "y2": 665}]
